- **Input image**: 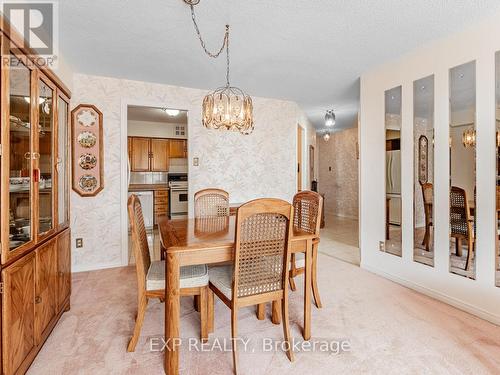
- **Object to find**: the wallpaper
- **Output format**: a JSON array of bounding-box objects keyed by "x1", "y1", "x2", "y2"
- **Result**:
[
  {"x1": 318, "y1": 127, "x2": 359, "y2": 219},
  {"x1": 70, "y1": 73, "x2": 315, "y2": 272}
]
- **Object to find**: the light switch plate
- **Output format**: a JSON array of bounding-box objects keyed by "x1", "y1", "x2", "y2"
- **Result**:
[
  {"x1": 76, "y1": 238, "x2": 83, "y2": 248},
  {"x1": 193, "y1": 157, "x2": 199, "y2": 166},
  {"x1": 379, "y1": 241, "x2": 385, "y2": 251}
]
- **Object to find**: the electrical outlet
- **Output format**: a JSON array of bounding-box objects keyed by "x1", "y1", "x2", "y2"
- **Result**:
[
  {"x1": 379, "y1": 241, "x2": 385, "y2": 251},
  {"x1": 76, "y1": 238, "x2": 83, "y2": 248}
]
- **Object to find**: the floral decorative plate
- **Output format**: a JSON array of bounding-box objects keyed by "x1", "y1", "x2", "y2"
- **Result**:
[
  {"x1": 77, "y1": 131, "x2": 97, "y2": 148},
  {"x1": 78, "y1": 153, "x2": 97, "y2": 170},
  {"x1": 78, "y1": 175, "x2": 98, "y2": 192},
  {"x1": 77, "y1": 109, "x2": 97, "y2": 127}
]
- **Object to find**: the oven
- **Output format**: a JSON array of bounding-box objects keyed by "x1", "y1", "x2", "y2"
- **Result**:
[{"x1": 168, "y1": 173, "x2": 188, "y2": 218}]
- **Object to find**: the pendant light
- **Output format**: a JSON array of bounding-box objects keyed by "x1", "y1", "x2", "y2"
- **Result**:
[
  {"x1": 325, "y1": 109, "x2": 336, "y2": 127},
  {"x1": 323, "y1": 131, "x2": 331, "y2": 142},
  {"x1": 183, "y1": 0, "x2": 254, "y2": 134}
]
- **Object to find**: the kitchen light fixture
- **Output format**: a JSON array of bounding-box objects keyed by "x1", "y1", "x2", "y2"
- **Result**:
[
  {"x1": 164, "y1": 109, "x2": 180, "y2": 116},
  {"x1": 182, "y1": 0, "x2": 254, "y2": 134},
  {"x1": 323, "y1": 131, "x2": 331, "y2": 142},
  {"x1": 325, "y1": 109, "x2": 336, "y2": 127}
]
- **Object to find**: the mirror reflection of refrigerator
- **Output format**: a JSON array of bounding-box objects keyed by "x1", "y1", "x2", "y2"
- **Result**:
[{"x1": 386, "y1": 150, "x2": 401, "y2": 225}]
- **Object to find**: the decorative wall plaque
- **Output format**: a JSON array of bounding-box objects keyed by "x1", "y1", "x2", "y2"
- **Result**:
[
  {"x1": 71, "y1": 104, "x2": 104, "y2": 197},
  {"x1": 418, "y1": 135, "x2": 429, "y2": 184}
]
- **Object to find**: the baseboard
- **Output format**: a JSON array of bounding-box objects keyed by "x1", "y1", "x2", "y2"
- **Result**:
[
  {"x1": 362, "y1": 263, "x2": 500, "y2": 326},
  {"x1": 72, "y1": 261, "x2": 126, "y2": 273}
]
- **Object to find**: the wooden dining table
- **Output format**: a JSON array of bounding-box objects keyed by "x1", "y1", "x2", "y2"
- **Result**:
[{"x1": 158, "y1": 214, "x2": 316, "y2": 375}]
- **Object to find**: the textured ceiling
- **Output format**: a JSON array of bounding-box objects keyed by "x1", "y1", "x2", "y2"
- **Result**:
[{"x1": 57, "y1": 0, "x2": 500, "y2": 131}]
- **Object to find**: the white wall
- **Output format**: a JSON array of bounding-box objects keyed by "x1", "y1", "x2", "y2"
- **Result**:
[
  {"x1": 360, "y1": 12, "x2": 500, "y2": 324},
  {"x1": 70, "y1": 73, "x2": 315, "y2": 272}
]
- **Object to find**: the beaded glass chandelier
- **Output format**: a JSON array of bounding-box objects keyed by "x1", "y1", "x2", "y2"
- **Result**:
[{"x1": 183, "y1": 0, "x2": 254, "y2": 134}]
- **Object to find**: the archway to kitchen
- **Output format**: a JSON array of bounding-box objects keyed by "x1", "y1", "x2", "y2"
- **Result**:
[{"x1": 121, "y1": 103, "x2": 189, "y2": 264}]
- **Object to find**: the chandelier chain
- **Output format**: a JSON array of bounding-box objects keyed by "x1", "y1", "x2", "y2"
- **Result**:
[{"x1": 189, "y1": 4, "x2": 230, "y2": 86}]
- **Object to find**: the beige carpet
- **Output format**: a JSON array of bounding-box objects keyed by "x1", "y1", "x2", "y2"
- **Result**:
[{"x1": 28, "y1": 254, "x2": 500, "y2": 374}]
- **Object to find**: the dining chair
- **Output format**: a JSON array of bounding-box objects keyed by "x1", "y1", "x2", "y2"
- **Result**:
[
  {"x1": 289, "y1": 190, "x2": 323, "y2": 308},
  {"x1": 208, "y1": 198, "x2": 295, "y2": 374},
  {"x1": 194, "y1": 188, "x2": 230, "y2": 218},
  {"x1": 421, "y1": 182, "x2": 433, "y2": 251},
  {"x1": 450, "y1": 186, "x2": 474, "y2": 271},
  {"x1": 127, "y1": 194, "x2": 210, "y2": 352}
]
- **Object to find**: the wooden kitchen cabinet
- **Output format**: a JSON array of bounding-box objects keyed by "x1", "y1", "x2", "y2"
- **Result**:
[
  {"x1": 130, "y1": 137, "x2": 151, "y2": 171},
  {"x1": 129, "y1": 137, "x2": 173, "y2": 172},
  {"x1": 169, "y1": 139, "x2": 187, "y2": 158},
  {"x1": 151, "y1": 139, "x2": 169, "y2": 171}
]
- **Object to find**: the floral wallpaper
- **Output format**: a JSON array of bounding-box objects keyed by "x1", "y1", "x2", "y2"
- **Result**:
[
  {"x1": 318, "y1": 127, "x2": 359, "y2": 219},
  {"x1": 70, "y1": 73, "x2": 314, "y2": 272}
]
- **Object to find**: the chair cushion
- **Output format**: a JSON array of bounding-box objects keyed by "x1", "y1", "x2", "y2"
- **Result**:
[
  {"x1": 146, "y1": 261, "x2": 209, "y2": 291},
  {"x1": 208, "y1": 265, "x2": 233, "y2": 300}
]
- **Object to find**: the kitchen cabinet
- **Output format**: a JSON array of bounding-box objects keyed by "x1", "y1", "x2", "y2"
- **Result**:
[
  {"x1": 130, "y1": 137, "x2": 151, "y2": 171},
  {"x1": 154, "y1": 189, "x2": 169, "y2": 225},
  {"x1": 129, "y1": 137, "x2": 171, "y2": 172},
  {"x1": 169, "y1": 139, "x2": 187, "y2": 158},
  {"x1": 0, "y1": 28, "x2": 72, "y2": 375},
  {"x1": 151, "y1": 139, "x2": 169, "y2": 171}
]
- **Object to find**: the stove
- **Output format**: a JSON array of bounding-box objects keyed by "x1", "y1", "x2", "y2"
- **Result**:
[{"x1": 168, "y1": 173, "x2": 188, "y2": 218}]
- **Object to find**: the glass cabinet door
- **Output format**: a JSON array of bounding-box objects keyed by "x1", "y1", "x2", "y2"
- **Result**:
[
  {"x1": 8, "y1": 54, "x2": 34, "y2": 251},
  {"x1": 37, "y1": 77, "x2": 55, "y2": 237},
  {"x1": 57, "y1": 95, "x2": 70, "y2": 227}
]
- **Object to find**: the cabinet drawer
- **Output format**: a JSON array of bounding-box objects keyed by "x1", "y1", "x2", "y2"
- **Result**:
[
  {"x1": 154, "y1": 190, "x2": 168, "y2": 198},
  {"x1": 154, "y1": 205, "x2": 168, "y2": 213},
  {"x1": 154, "y1": 197, "x2": 168, "y2": 205}
]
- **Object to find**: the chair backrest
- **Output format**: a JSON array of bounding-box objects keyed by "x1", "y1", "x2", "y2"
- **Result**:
[
  {"x1": 232, "y1": 198, "x2": 293, "y2": 301},
  {"x1": 128, "y1": 194, "x2": 151, "y2": 293},
  {"x1": 450, "y1": 186, "x2": 471, "y2": 239},
  {"x1": 292, "y1": 190, "x2": 323, "y2": 237},
  {"x1": 194, "y1": 188, "x2": 230, "y2": 218}
]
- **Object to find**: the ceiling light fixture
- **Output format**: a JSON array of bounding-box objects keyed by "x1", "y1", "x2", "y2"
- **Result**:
[
  {"x1": 164, "y1": 109, "x2": 180, "y2": 116},
  {"x1": 325, "y1": 109, "x2": 336, "y2": 127},
  {"x1": 323, "y1": 131, "x2": 331, "y2": 142},
  {"x1": 182, "y1": 0, "x2": 254, "y2": 134}
]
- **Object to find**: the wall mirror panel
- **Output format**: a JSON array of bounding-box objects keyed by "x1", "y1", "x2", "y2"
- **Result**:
[
  {"x1": 385, "y1": 85, "x2": 402, "y2": 256},
  {"x1": 449, "y1": 61, "x2": 476, "y2": 279},
  {"x1": 496, "y1": 51, "x2": 500, "y2": 287},
  {"x1": 413, "y1": 75, "x2": 434, "y2": 266}
]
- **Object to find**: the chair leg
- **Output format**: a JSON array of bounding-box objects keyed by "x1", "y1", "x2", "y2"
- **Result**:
[
  {"x1": 311, "y1": 243, "x2": 323, "y2": 309},
  {"x1": 281, "y1": 296, "x2": 294, "y2": 362},
  {"x1": 456, "y1": 238, "x2": 462, "y2": 257},
  {"x1": 127, "y1": 296, "x2": 148, "y2": 352},
  {"x1": 200, "y1": 287, "x2": 208, "y2": 342},
  {"x1": 465, "y1": 239, "x2": 474, "y2": 271},
  {"x1": 289, "y1": 254, "x2": 297, "y2": 291},
  {"x1": 208, "y1": 288, "x2": 215, "y2": 333},
  {"x1": 194, "y1": 295, "x2": 201, "y2": 312},
  {"x1": 271, "y1": 300, "x2": 281, "y2": 325},
  {"x1": 256, "y1": 303, "x2": 265, "y2": 320},
  {"x1": 231, "y1": 309, "x2": 239, "y2": 375}
]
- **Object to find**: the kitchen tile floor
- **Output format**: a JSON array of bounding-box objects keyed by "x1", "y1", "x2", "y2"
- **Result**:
[{"x1": 318, "y1": 215, "x2": 360, "y2": 266}]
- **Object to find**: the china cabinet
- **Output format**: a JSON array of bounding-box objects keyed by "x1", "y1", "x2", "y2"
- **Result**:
[{"x1": 0, "y1": 20, "x2": 72, "y2": 375}]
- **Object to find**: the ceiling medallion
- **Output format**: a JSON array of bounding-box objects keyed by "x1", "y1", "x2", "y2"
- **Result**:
[{"x1": 183, "y1": 0, "x2": 254, "y2": 134}]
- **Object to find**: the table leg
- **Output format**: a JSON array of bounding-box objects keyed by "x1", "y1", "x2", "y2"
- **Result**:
[
  {"x1": 303, "y1": 239, "x2": 312, "y2": 340},
  {"x1": 165, "y1": 252, "x2": 180, "y2": 375}
]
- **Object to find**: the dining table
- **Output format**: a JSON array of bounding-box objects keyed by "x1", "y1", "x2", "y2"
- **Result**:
[{"x1": 158, "y1": 214, "x2": 317, "y2": 375}]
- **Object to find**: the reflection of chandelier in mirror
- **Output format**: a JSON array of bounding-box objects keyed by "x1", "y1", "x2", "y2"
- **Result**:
[
  {"x1": 461, "y1": 127, "x2": 500, "y2": 148},
  {"x1": 462, "y1": 127, "x2": 476, "y2": 148},
  {"x1": 182, "y1": 0, "x2": 253, "y2": 134}
]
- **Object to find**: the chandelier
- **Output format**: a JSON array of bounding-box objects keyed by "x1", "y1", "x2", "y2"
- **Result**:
[
  {"x1": 183, "y1": 0, "x2": 254, "y2": 134},
  {"x1": 325, "y1": 109, "x2": 336, "y2": 127}
]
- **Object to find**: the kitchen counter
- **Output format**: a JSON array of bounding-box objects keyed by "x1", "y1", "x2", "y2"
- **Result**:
[{"x1": 128, "y1": 184, "x2": 169, "y2": 192}]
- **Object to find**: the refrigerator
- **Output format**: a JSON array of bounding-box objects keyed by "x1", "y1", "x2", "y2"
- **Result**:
[{"x1": 386, "y1": 150, "x2": 401, "y2": 225}]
